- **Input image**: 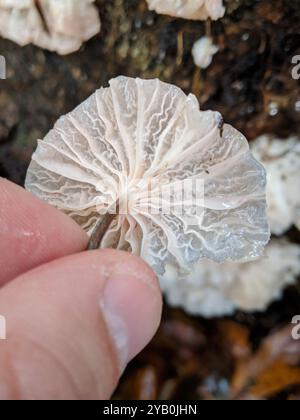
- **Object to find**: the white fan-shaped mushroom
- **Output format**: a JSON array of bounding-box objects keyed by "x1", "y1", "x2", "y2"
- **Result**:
[
  {"x1": 251, "y1": 135, "x2": 300, "y2": 235},
  {"x1": 146, "y1": 0, "x2": 225, "y2": 21},
  {"x1": 0, "y1": 0, "x2": 101, "y2": 55},
  {"x1": 25, "y1": 76, "x2": 269, "y2": 281},
  {"x1": 161, "y1": 239, "x2": 300, "y2": 317}
]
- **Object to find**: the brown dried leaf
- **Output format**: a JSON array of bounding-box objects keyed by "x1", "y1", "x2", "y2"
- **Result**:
[
  {"x1": 231, "y1": 325, "x2": 300, "y2": 397},
  {"x1": 218, "y1": 320, "x2": 251, "y2": 360},
  {"x1": 249, "y1": 360, "x2": 300, "y2": 399}
]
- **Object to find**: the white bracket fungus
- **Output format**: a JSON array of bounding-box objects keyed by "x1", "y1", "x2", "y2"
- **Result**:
[
  {"x1": 25, "y1": 76, "x2": 269, "y2": 283},
  {"x1": 251, "y1": 135, "x2": 300, "y2": 235},
  {"x1": 161, "y1": 239, "x2": 300, "y2": 317},
  {"x1": 146, "y1": 0, "x2": 225, "y2": 21},
  {"x1": 0, "y1": 0, "x2": 101, "y2": 55},
  {"x1": 192, "y1": 36, "x2": 219, "y2": 69}
]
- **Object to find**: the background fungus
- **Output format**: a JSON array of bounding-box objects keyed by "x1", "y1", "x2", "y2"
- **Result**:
[
  {"x1": 0, "y1": 0, "x2": 101, "y2": 55},
  {"x1": 161, "y1": 239, "x2": 300, "y2": 317},
  {"x1": 146, "y1": 0, "x2": 225, "y2": 21},
  {"x1": 251, "y1": 135, "x2": 300, "y2": 236},
  {"x1": 192, "y1": 36, "x2": 219, "y2": 69}
]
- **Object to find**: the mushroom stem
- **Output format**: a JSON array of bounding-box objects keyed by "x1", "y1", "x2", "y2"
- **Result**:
[
  {"x1": 176, "y1": 31, "x2": 184, "y2": 66},
  {"x1": 205, "y1": 19, "x2": 212, "y2": 38},
  {"x1": 87, "y1": 203, "x2": 119, "y2": 250}
]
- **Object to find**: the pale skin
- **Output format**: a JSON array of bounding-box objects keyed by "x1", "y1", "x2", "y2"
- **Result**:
[{"x1": 0, "y1": 178, "x2": 163, "y2": 400}]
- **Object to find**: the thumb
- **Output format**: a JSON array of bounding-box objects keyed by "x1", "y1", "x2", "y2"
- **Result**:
[{"x1": 0, "y1": 250, "x2": 162, "y2": 400}]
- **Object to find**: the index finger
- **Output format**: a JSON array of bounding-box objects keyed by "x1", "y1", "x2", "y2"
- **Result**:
[{"x1": 0, "y1": 178, "x2": 88, "y2": 286}]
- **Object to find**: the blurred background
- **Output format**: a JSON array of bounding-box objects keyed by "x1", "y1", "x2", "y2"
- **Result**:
[{"x1": 0, "y1": 0, "x2": 299, "y2": 400}]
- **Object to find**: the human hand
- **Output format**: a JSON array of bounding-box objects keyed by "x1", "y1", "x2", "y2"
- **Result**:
[{"x1": 0, "y1": 179, "x2": 162, "y2": 400}]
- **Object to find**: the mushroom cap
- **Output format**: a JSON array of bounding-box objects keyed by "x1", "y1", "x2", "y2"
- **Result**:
[
  {"x1": 146, "y1": 0, "x2": 225, "y2": 21},
  {"x1": 161, "y1": 239, "x2": 300, "y2": 317},
  {"x1": 0, "y1": 0, "x2": 101, "y2": 55},
  {"x1": 25, "y1": 76, "x2": 269, "y2": 280},
  {"x1": 251, "y1": 135, "x2": 300, "y2": 235}
]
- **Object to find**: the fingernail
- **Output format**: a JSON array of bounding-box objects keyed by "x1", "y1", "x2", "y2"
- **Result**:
[{"x1": 100, "y1": 269, "x2": 162, "y2": 372}]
